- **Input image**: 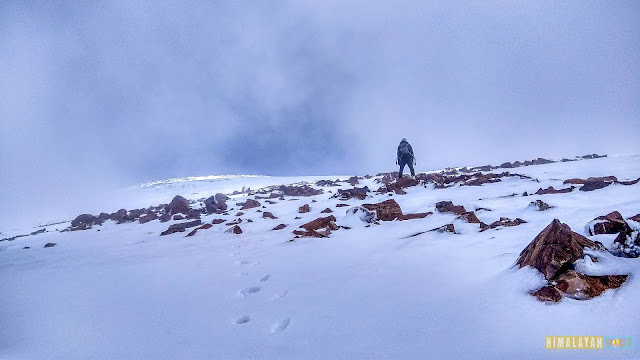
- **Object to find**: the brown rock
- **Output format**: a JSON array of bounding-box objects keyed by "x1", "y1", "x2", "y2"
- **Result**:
[
  {"x1": 204, "y1": 193, "x2": 229, "y2": 213},
  {"x1": 139, "y1": 213, "x2": 157, "y2": 224},
  {"x1": 480, "y1": 217, "x2": 527, "y2": 231},
  {"x1": 300, "y1": 215, "x2": 339, "y2": 231},
  {"x1": 618, "y1": 177, "x2": 640, "y2": 186},
  {"x1": 263, "y1": 212, "x2": 277, "y2": 219},
  {"x1": 241, "y1": 199, "x2": 261, "y2": 210},
  {"x1": 166, "y1": 220, "x2": 202, "y2": 232},
  {"x1": 110, "y1": 209, "x2": 132, "y2": 224},
  {"x1": 588, "y1": 211, "x2": 632, "y2": 236},
  {"x1": 165, "y1": 195, "x2": 191, "y2": 215},
  {"x1": 161, "y1": 227, "x2": 186, "y2": 236},
  {"x1": 320, "y1": 208, "x2": 333, "y2": 213},
  {"x1": 70, "y1": 214, "x2": 102, "y2": 230},
  {"x1": 629, "y1": 213, "x2": 640, "y2": 222},
  {"x1": 384, "y1": 177, "x2": 419, "y2": 195},
  {"x1": 235, "y1": 212, "x2": 244, "y2": 217},
  {"x1": 277, "y1": 185, "x2": 323, "y2": 197},
  {"x1": 334, "y1": 186, "x2": 370, "y2": 200},
  {"x1": 535, "y1": 186, "x2": 574, "y2": 195},
  {"x1": 159, "y1": 212, "x2": 172, "y2": 223},
  {"x1": 347, "y1": 176, "x2": 359, "y2": 185},
  {"x1": 228, "y1": 225, "x2": 242, "y2": 234},
  {"x1": 458, "y1": 211, "x2": 481, "y2": 224},
  {"x1": 564, "y1": 176, "x2": 617, "y2": 185},
  {"x1": 579, "y1": 181, "x2": 611, "y2": 192},
  {"x1": 299, "y1": 204, "x2": 310, "y2": 213},
  {"x1": 516, "y1": 219, "x2": 604, "y2": 280},
  {"x1": 555, "y1": 270, "x2": 627, "y2": 300},
  {"x1": 43, "y1": 242, "x2": 57, "y2": 248},
  {"x1": 272, "y1": 224, "x2": 287, "y2": 231},
  {"x1": 532, "y1": 285, "x2": 562, "y2": 302},
  {"x1": 398, "y1": 212, "x2": 433, "y2": 221},
  {"x1": 211, "y1": 218, "x2": 225, "y2": 224},
  {"x1": 362, "y1": 199, "x2": 403, "y2": 221},
  {"x1": 435, "y1": 201, "x2": 467, "y2": 216},
  {"x1": 292, "y1": 229, "x2": 327, "y2": 238},
  {"x1": 173, "y1": 214, "x2": 184, "y2": 221},
  {"x1": 336, "y1": 203, "x2": 349, "y2": 207},
  {"x1": 186, "y1": 223, "x2": 213, "y2": 237},
  {"x1": 407, "y1": 224, "x2": 455, "y2": 237}
]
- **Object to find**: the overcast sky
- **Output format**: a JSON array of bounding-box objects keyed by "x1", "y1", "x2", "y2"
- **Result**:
[{"x1": 1, "y1": 0, "x2": 639, "y2": 228}]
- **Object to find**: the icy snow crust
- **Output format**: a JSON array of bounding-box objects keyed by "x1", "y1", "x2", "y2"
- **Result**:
[{"x1": 1, "y1": 155, "x2": 639, "y2": 359}]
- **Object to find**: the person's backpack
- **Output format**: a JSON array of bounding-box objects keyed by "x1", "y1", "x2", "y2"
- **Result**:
[{"x1": 399, "y1": 142, "x2": 411, "y2": 157}]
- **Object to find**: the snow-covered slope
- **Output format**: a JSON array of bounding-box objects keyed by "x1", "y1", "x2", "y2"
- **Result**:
[{"x1": 1, "y1": 155, "x2": 639, "y2": 359}]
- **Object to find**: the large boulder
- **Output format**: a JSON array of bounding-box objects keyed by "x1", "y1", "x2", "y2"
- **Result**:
[
  {"x1": 298, "y1": 204, "x2": 310, "y2": 213},
  {"x1": 587, "y1": 211, "x2": 632, "y2": 236},
  {"x1": 347, "y1": 176, "x2": 359, "y2": 185},
  {"x1": 362, "y1": 199, "x2": 403, "y2": 221},
  {"x1": 516, "y1": 219, "x2": 604, "y2": 280},
  {"x1": 204, "y1": 193, "x2": 229, "y2": 213},
  {"x1": 165, "y1": 195, "x2": 191, "y2": 215},
  {"x1": 240, "y1": 199, "x2": 261, "y2": 210}
]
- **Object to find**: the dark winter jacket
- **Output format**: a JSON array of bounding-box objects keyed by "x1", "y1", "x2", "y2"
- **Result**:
[{"x1": 397, "y1": 140, "x2": 414, "y2": 163}]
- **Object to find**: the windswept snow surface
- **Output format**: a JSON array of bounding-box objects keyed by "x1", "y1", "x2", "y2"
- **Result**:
[{"x1": 2, "y1": 155, "x2": 640, "y2": 359}]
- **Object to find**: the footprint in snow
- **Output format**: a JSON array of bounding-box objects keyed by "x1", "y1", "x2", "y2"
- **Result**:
[
  {"x1": 272, "y1": 290, "x2": 288, "y2": 300},
  {"x1": 270, "y1": 317, "x2": 291, "y2": 333},
  {"x1": 260, "y1": 274, "x2": 271, "y2": 282},
  {"x1": 235, "y1": 315, "x2": 251, "y2": 324},
  {"x1": 240, "y1": 286, "x2": 261, "y2": 296}
]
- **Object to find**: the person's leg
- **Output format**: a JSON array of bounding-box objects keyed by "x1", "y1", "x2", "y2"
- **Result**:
[
  {"x1": 408, "y1": 160, "x2": 415, "y2": 176},
  {"x1": 398, "y1": 161, "x2": 406, "y2": 178}
]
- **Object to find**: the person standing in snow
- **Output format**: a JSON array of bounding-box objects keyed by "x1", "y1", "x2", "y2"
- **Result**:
[{"x1": 396, "y1": 138, "x2": 416, "y2": 178}]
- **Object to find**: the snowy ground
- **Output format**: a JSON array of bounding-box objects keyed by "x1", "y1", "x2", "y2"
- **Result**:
[{"x1": 1, "y1": 154, "x2": 639, "y2": 359}]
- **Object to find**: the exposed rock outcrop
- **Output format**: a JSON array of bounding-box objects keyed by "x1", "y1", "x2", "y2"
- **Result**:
[
  {"x1": 333, "y1": 186, "x2": 370, "y2": 200},
  {"x1": 362, "y1": 199, "x2": 403, "y2": 221},
  {"x1": 70, "y1": 214, "x2": 102, "y2": 231},
  {"x1": 165, "y1": 195, "x2": 191, "y2": 215},
  {"x1": 204, "y1": 193, "x2": 229, "y2": 213},
  {"x1": 516, "y1": 219, "x2": 604, "y2": 280}
]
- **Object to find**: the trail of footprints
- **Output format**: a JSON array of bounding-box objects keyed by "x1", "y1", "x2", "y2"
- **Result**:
[{"x1": 233, "y1": 254, "x2": 290, "y2": 333}]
